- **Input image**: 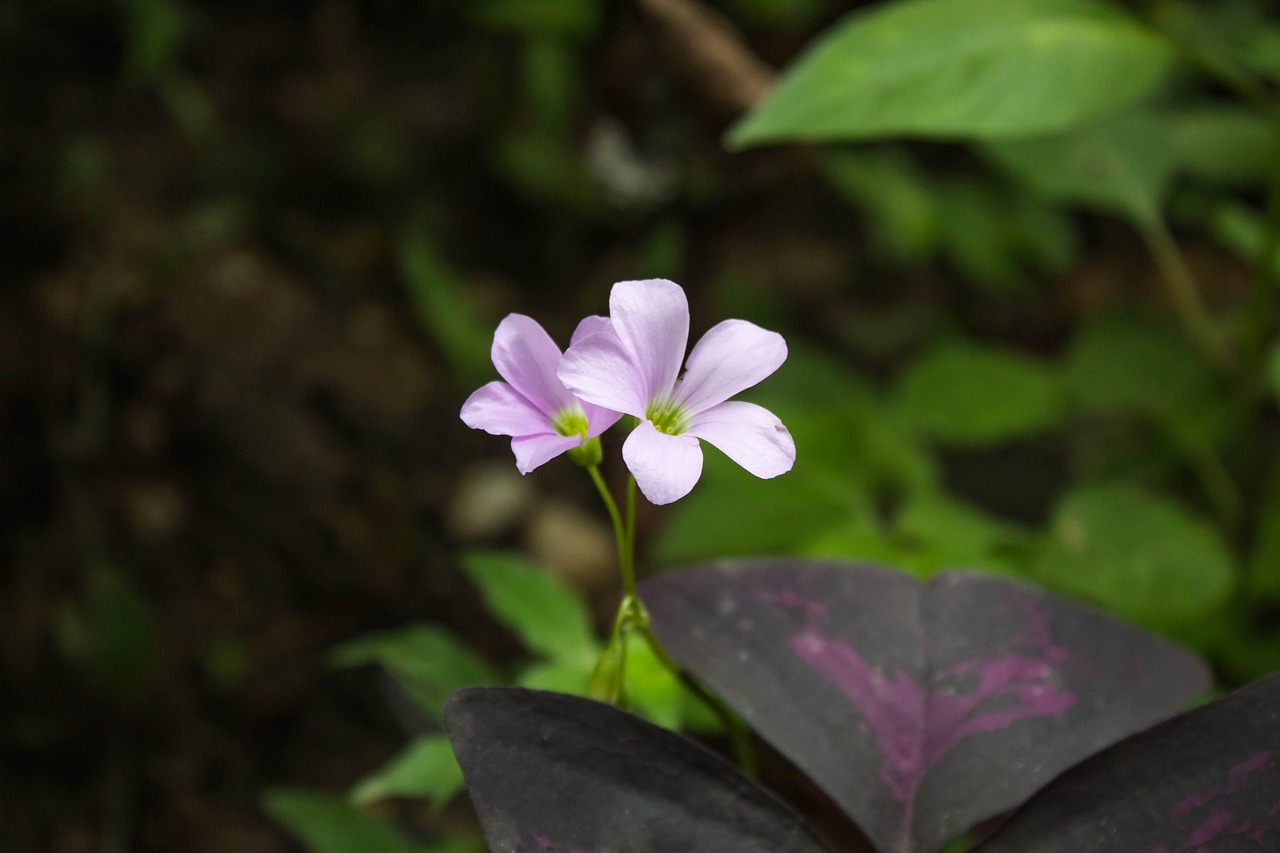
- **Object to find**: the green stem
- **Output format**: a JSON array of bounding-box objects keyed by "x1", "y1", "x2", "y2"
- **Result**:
[
  {"x1": 585, "y1": 466, "x2": 756, "y2": 774},
  {"x1": 1138, "y1": 218, "x2": 1227, "y2": 367},
  {"x1": 632, "y1": 612, "x2": 758, "y2": 778},
  {"x1": 587, "y1": 465, "x2": 635, "y2": 598},
  {"x1": 1242, "y1": 123, "x2": 1280, "y2": 374}
]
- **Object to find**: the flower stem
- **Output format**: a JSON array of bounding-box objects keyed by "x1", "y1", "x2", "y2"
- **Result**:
[{"x1": 585, "y1": 466, "x2": 756, "y2": 775}]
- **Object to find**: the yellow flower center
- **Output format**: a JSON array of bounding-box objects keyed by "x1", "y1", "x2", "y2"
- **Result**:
[
  {"x1": 552, "y1": 405, "x2": 590, "y2": 438},
  {"x1": 645, "y1": 398, "x2": 689, "y2": 435}
]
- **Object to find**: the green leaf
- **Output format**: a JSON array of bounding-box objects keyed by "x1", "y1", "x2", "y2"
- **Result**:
[
  {"x1": 471, "y1": 0, "x2": 600, "y2": 39},
  {"x1": 462, "y1": 552, "x2": 598, "y2": 665},
  {"x1": 1064, "y1": 315, "x2": 1219, "y2": 421},
  {"x1": 728, "y1": 0, "x2": 1174, "y2": 147},
  {"x1": 893, "y1": 340, "x2": 1066, "y2": 445},
  {"x1": 1033, "y1": 483, "x2": 1234, "y2": 630},
  {"x1": 821, "y1": 149, "x2": 941, "y2": 261},
  {"x1": 351, "y1": 735, "x2": 465, "y2": 808},
  {"x1": 1268, "y1": 340, "x2": 1280, "y2": 403},
  {"x1": 895, "y1": 491, "x2": 1027, "y2": 575},
  {"x1": 329, "y1": 624, "x2": 500, "y2": 720},
  {"x1": 264, "y1": 789, "x2": 422, "y2": 853},
  {"x1": 516, "y1": 659, "x2": 594, "y2": 694},
  {"x1": 1250, "y1": 489, "x2": 1280, "y2": 600},
  {"x1": 983, "y1": 110, "x2": 1177, "y2": 225},
  {"x1": 1171, "y1": 104, "x2": 1276, "y2": 187},
  {"x1": 398, "y1": 230, "x2": 492, "y2": 383},
  {"x1": 55, "y1": 563, "x2": 158, "y2": 701}
]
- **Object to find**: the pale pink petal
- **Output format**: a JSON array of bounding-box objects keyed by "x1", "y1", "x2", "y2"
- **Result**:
[
  {"x1": 687, "y1": 401, "x2": 795, "y2": 479},
  {"x1": 570, "y1": 315, "x2": 612, "y2": 346},
  {"x1": 582, "y1": 402, "x2": 624, "y2": 438},
  {"x1": 511, "y1": 433, "x2": 582, "y2": 474},
  {"x1": 558, "y1": 331, "x2": 647, "y2": 417},
  {"x1": 492, "y1": 314, "x2": 572, "y2": 416},
  {"x1": 675, "y1": 320, "x2": 787, "y2": 415},
  {"x1": 623, "y1": 420, "x2": 704, "y2": 505},
  {"x1": 460, "y1": 381, "x2": 549, "y2": 437},
  {"x1": 608, "y1": 279, "x2": 688, "y2": 403}
]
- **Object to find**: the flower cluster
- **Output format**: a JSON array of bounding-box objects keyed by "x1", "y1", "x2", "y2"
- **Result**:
[{"x1": 461, "y1": 279, "x2": 795, "y2": 505}]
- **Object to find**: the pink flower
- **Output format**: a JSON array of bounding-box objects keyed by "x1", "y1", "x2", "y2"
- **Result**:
[
  {"x1": 558, "y1": 279, "x2": 795, "y2": 505},
  {"x1": 461, "y1": 314, "x2": 622, "y2": 473}
]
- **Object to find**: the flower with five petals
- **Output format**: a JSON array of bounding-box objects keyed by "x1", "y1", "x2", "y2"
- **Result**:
[
  {"x1": 461, "y1": 314, "x2": 622, "y2": 473},
  {"x1": 558, "y1": 279, "x2": 795, "y2": 505}
]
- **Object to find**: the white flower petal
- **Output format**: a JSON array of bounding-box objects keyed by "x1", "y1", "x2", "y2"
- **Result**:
[
  {"x1": 608, "y1": 279, "x2": 688, "y2": 403},
  {"x1": 687, "y1": 401, "x2": 795, "y2": 479},
  {"x1": 558, "y1": 331, "x2": 647, "y2": 417},
  {"x1": 677, "y1": 320, "x2": 787, "y2": 415},
  {"x1": 622, "y1": 420, "x2": 704, "y2": 505},
  {"x1": 511, "y1": 433, "x2": 583, "y2": 474},
  {"x1": 460, "y1": 381, "x2": 550, "y2": 437},
  {"x1": 492, "y1": 314, "x2": 573, "y2": 416}
]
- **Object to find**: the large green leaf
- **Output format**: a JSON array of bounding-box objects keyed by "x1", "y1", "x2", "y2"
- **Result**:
[
  {"x1": 728, "y1": 0, "x2": 1174, "y2": 147},
  {"x1": 1033, "y1": 483, "x2": 1234, "y2": 630},
  {"x1": 983, "y1": 110, "x2": 1177, "y2": 224},
  {"x1": 461, "y1": 552, "x2": 597, "y2": 666},
  {"x1": 329, "y1": 624, "x2": 500, "y2": 720},
  {"x1": 264, "y1": 790, "x2": 422, "y2": 853},
  {"x1": 893, "y1": 340, "x2": 1066, "y2": 445},
  {"x1": 351, "y1": 735, "x2": 465, "y2": 808}
]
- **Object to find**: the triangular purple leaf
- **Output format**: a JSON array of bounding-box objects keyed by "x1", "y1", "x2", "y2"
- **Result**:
[
  {"x1": 974, "y1": 671, "x2": 1280, "y2": 851},
  {"x1": 443, "y1": 686, "x2": 836, "y2": 853},
  {"x1": 641, "y1": 559, "x2": 1210, "y2": 853}
]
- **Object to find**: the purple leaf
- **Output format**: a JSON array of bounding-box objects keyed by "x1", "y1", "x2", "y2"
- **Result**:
[
  {"x1": 974, "y1": 671, "x2": 1280, "y2": 851},
  {"x1": 641, "y1": 559, "x2": 1210, "y2": 853},
  {"x1": 443, "y1": 686, "x2": 836, "y2": 853}
]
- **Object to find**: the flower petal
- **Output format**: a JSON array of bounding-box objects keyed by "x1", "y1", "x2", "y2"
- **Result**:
[
  {"x1": 608, "y1": 279, "x2": 688, "y2": 403},
  {"x1": 558, "y1": 331, "x2": 647, "y2": 417},
  {"x1": 492, "y1": 314, "x2": 572, "y2": 416},
  {"x1": 582, "y1": 402, "x2": 624, "y2": 438},
  {"x1": 511, "y1": 433, "x2": 582, "y2": 474},
  {"x1": 676, "y1": 320, "x2": 787, "y2": 415},
  {"x1": 687, "y1": 401, "x2": 795, "y2": 479},
  {"x1": 570, "y1": 315, "x2": 612, "y2": 346},
  {"x1": 623, "y1": 420, "x2": 704, "y2": 505},
  {"x1": 461, "y1": 381, "x2": 549, "y2": 437}
]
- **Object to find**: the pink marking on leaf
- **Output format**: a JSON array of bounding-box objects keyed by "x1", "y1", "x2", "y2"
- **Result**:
[
  {"x1": 1175, "y1": 790, "x2": 1217, "y2": 816},
  {"x1": 788, "y1": 600, "x2": 1076, "y2": 846},
  {"x1": 1183, "y1": 811, "x2": 1234, "y2": 846},
  {"x1": 1228, "y1": 750, "x2": 1274, "y2": 789}
]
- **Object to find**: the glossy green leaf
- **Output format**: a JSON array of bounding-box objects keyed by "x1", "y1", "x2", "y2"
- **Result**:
[
  {"x1": 984, "y1": 111, "x2": 1177, "y2": 224},
  {"x1": 462, "y1": 552, "x2": 597, "y2": 666},
  {"x1": 329, "y1": 624, "x2": 500, "y2": 720},
  {"x1": 264, "y1": 789, "x2": 422, "y2": 853},
  {"x1": 351, "y1": 735, "x2": 465, "y2": 808},
  {"x1": 894, "y1": 340, "x2": 1066, "y2": 445},
  {"x1": 1033, "y1": 483, "x2": 1234, "y2": 629},
  {"x1": 728, "y1": 0, "x2": 1174, "y2": 147}
]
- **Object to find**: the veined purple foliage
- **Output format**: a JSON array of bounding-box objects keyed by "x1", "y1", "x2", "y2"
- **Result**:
[
  {"x1": 976, "y1": 672, "x2": 1280, "y2": 852},
  {"x1": 642, "y1": 559, "x2": 1210, "y2": 853}
]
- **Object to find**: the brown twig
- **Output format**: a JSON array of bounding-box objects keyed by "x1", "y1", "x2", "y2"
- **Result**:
[{"x1": 634, "y1": 0, "x2": 775, "y2": 120}]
